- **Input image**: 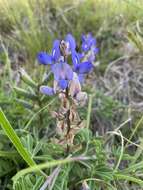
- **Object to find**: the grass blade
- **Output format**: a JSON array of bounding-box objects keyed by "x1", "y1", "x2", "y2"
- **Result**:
[{"x1": 0, "y1": 108, "x2": 36, "y2": 166}]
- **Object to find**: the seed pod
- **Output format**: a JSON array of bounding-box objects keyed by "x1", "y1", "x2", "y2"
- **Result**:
[
  {"x1": 19, "y1": 68, "x2": 37, "y2": 88},
  {"x1": 13, "y1": 87, "x2": 38, "y2": 100}
]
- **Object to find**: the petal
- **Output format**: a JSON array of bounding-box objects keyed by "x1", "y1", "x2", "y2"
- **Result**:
[
  {"x1": 40, "y1": 86, "x2": 54, "y2": 95},
  {"x1": 81, "y1": 34, "x2": 86, "y2": 42},
  {"x1": 52, "y1": 40, "x2": 61, "y2": 62},
  {"x1": 51, "y1": 63, "x2": 60, "y2": 81},
  {"x1": 37, "y1": 52, "x2": 53, "y2": 65},
  {"x1": 87, "y1": 33, "x2": 96, "y2": 46},
  {"x1": 74, "y1": 62, "x2": 93, "y2": 74},
  {"x1": 72, "y1": 51, "x2": 80, "y2": 66},
  {"x1": 52, "y1": 61, "x2": 73, "y2": 81},
  {"x1": 81, "y1": 33, "x2": 97, "y2": 52},
  {"x1": 64, "y1": 62, "x2": 73, "y2": 80},
  {"x1": 65, "y1": 34, "x2": 76, "y2": 52},
  {"x1": 78, "y1": 74, "x2": 85, "y2": 84},
  {"x1": 78, "y1": 52, "x2": 85, "y2": 59},
  {"x1": 58, "y1": 79, "x2": 68, "y2": 90},
  {"x1": 81, "y1": 42, "x2": 90, "y2": 52}
]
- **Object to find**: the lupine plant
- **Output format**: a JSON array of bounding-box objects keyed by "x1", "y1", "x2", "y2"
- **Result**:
[
  {"x1": 2, "y1": 32, "x2": 143, "y2": 190},
  {"x1": 37, "y1": 33, "x2": 98, "y2": 149},
  {"x1": 12, "y1": 33, "x2": 102, "y2": 190}
]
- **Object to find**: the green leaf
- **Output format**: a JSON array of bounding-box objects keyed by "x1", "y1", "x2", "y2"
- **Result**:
[
  {"x1": 13, "y1": 87, "x2": 38, "y2": 100},
  {"x1": 12, "y1": 156, "x2": 89, "y2": 182},
  {"x1": 115, "y1": 173, "x2": 143, "y2": 186},
  {"x1": 0, "y1": 108, "x2": 36, "y2": 167},
  {"x1": 0, "y1": 150, "x2": 18, "y2": 158},
  {"x1": 19, "y1": 68, "x2": 38, "y2": 88}
]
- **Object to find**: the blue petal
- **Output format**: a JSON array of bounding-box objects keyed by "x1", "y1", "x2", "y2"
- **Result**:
[
  {"x1": 78, "y1": 74, "x2": 85, "y2": 84},
  {"x1": 37, "y1": 52, "x2": 53, "y2": 65},
  {"x1": 58, "y1": 79, "x2": 68, "y2": 90},
  {"x1": 72, "y1": 51, "x2": 80, "y2": 66},
  {"x1": 52, "y1": 40, "x2": 61, "y2": 62},
  {"x1": 52, "y1": 61, "x2": 73, "y2": 81},
  {"x1": 81, "y1": 34, "x2": 87, "y2": 42},
  {"x1": 78, "y1": 52, "x2": 85, "y2": 59},
  {"x1": 74, "y1": 62, "x2": 93, "y2": 74},
  {"x1": 65, "y1": 34, "x2": 76, "y2": 52},
  {"x1": 88, "y1": 33, "x2": 96, "y2": 46},
  {"x1": 40, "y1": 86, "x2": 54, "y2": 95},
  {"x1": 81, "y1": 33, "x2": 97, "y2": 52},
  {"x1": 81, "y1": 42, "x2": 90, "y2": 52}
]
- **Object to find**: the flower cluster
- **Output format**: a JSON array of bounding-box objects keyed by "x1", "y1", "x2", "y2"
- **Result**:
[
  {"x1": 37, "y1": 33, "x2": 98, "y2": 146},
  {"x1": 37, "y1": 33, "x2": 98, "y2": 102}
]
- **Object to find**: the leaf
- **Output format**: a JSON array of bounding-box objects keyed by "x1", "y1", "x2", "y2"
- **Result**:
[
  {"x1": 12, "y1": 156, "x2": 89, "y2": 182},
  {"x1": 0, "y1": 108, "x2": 36, "y2": 167},
  {"x1": 13, "y1": 87, "x2": 38, "y2": 100},
  {"x1": 19, "y1": 68, "x2": 38, "y2": 88},
  {"x1": 0, "y1": 150, "x2": 18, "y2": 158},
  {"x1": 115, "y1": 173, "x2": 143, "y2": 186}
]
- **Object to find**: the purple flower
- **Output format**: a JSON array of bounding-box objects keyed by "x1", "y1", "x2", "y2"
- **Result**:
[
  {"x1": 72, "y1": 51, "x2": 80, "y2": 66},
  {"x1": 73, "y1": 61, "x2": 93, "y2": 74},
  {"x1": 40, "y1": 86, "x2": 54, "y2": 96},
  {"x1": 81, "y1": 33, "x2": 99, "y2": 63},
  {"x1": 71, "y1": 50, "x2": 93, "y2": 83},
  {"x1": 65, "y1": 33, "x2": 76, "y2": 53},
  {"x1": 52, "y1": 40, "x2": 61, "y2": 62},
  {"x1": 37, "y1": 52, "x2": 53, "y2": 65},
  {"x1": 51, "y1": 61, "x2": 73, "y2": 90},
  {"x1": 81, "y1": 33, "x2": 96, "y2": 52},
  {"x1": 38, "y1": 33, "x2": 98, "y2": 97},
  {"x1": 37, "y1": 40, "x2": 61, "y2": 65}
]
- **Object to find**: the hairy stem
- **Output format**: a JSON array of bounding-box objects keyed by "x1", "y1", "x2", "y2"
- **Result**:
[
  {"x1": 65, "y1": 87, "x2": 71, "y2": 153},
  {"x1": 65, "y1": 87, "x2": 71, "y2": 135}
]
